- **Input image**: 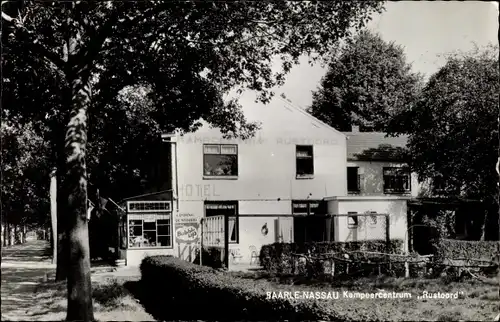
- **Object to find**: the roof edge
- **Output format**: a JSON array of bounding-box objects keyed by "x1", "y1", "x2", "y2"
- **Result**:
[{"x1": 279, "y1": 97, "x2": 347, "y2": 139}]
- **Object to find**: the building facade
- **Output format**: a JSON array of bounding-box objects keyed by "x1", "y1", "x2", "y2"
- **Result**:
[{"x1": 121, "y1": 99, "x2": 413, "y2": 267}]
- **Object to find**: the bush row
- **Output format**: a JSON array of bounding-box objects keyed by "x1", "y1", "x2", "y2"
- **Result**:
[
  {"x1": 432, "y1": 239, "x2": 500, "y2": 261},
  {"x1": 259, "y1": 239, "x2": 405, "y2": 277},
  {"x1": 139, "y1": 255, "x2": 390, "y2": 321}
]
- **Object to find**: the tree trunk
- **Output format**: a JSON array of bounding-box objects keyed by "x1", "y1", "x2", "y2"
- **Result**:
[
  {"x1": 8, "y1": 225, "x2": 14, "y2": 246},
  {"x1": 50, "y1": 169, "x2": 58, "y2": 264},
  {"x1": 64, "y1": 75, "x2": 94, "y2": 322},
  {"x1": 2, "y1": 215, "x2": 7, "y2": 247}
]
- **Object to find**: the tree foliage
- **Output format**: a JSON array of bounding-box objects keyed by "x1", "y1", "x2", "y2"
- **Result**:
[
  {"x1": 308, "y1": 30, "x2": 423, "y2": 132},
  {"x1": 1, "y1": 121, "x2": 51, "y2": 229},
  {"x1": 398, "y1": 46, "x2": 499, "y2": 240},
  {"x1": 2, "y1": 1, "x2": 384, "y2": 320}
]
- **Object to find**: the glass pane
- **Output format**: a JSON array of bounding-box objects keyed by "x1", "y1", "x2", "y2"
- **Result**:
[
  {"x1": 157, "y1": 219, "x2": 170, "y2": 225},
  {"x1": 204, "y1": 154, "x2": 237, "y2": 176},
  {"x1": 221, "y1": 145, "x2": 237, "y2": 155},
  {"x1": 144, "y1": 230, "x2": 157, "y2": 247},
  {"x1": 157, "y1": 224, "x2": 170, "y2": 236},
  {"x1": 129, "y1": 225, "x2": 142, "y2": 236},
  {"x1": 296, "y1": 158, "x2": 314, "y2": 175},
  {"x1": 204, "y1": 144, "x2": 221, "y2": 154},
  {"x1": 144, "y1": 221, "x2": 156, "y2": 231},
  {"x1": 228, "y1": 217, "x2": 237, "y2": 242},
  {"x1": 158, "y1": 235, "x2": 171, "y2": 247},
  {"x1": 296, "y1": 146, "x2": 313, "y2": 157},
  {"x1": 129, "y1": 220, "x2": 142, "y2": 226}
]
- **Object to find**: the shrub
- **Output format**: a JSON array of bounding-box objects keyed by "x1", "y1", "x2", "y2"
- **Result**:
[
  {"x1": 139, "y1": 255, "x2": 389, "y2": 321},
  {"x1": 259, "y1": 239, "x2": 405, "y2": 277},
  {"x1": 430, "y1": 239, "x2": 500, "y2": 277},
  {"x1": 431, "y1": 239, "x2": 500, "y2": 261}
]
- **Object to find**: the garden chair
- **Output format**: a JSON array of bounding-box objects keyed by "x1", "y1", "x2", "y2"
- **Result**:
[{"x1": 249, "y1": 245, "x2": 259, "y2": 265}]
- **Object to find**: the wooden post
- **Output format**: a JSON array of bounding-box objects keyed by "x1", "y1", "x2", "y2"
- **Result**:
[
  {"x1": 224, "y1": 214, "x2": 229, "y2": 269},
  {"x1": 50, "y1": 168, "x2": 58, "y2": 265},
  {"x1": 200, "y1": 218, "x2": 203, "y2": 266}
]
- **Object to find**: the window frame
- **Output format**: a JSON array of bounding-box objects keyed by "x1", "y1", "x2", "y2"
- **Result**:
[
  {"x1": 127, "y1": 201, "x2": 173, "y2": 249},
  {"x1": 383, "y1": 167, "x2": 411, "y2": 194},
  {"x1": 204, "y1": 200, "x2": 239, "y2": 244},
  {"x1": 347, "y1": 166, "x2": 361, "y2": 193},
  {"x1": 203, "y1": 144, "x2": 239, "y2": 179},
  {"x1": 295, "y1": 145, "x2": 314, "y2": 178}
]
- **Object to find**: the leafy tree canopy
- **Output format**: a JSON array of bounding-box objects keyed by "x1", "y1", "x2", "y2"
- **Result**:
[
  {"x1": 2, "y1": 1, "x2": 385, "y2": 202},
  {"x1": 1, "y1": 121, "x2": 51, "y2": 228},
  {"x1": 308, "y1": 29, "x2": 423, "y2": 132},
  {"x1": 397, "y1": 45, "x2": 499, "y2": 202}
]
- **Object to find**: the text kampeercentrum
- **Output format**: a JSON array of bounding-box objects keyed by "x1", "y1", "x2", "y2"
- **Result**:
[{"x1": 266, "y1": 291, "x2": 412, "y2": 300}]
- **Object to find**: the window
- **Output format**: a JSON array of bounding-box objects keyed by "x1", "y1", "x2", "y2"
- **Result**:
[
  {"x1": 128, "y1": 213, "x2": 172, "y2": 248},
  {"x1": 383, "y1": 167, "x2": 411, "y2": 194},
  {"x1": 203, "y1": 144, "x2": 238, "y2": 177},
  {"x1": 205, "y1": 201, "x2": 239, "y2": 243},
  {"x1": 347, "y1": 167, "x2": 360, "y2": 193},
  {"x1": 296, "y1": 145, "x2": 314, "y2": 177},
  {"x1": 347, "y1": 212, "x2": 358, "y2": 229},
  {"x1": 128, "y1": 201, "x2": 171, "y2": 212}
]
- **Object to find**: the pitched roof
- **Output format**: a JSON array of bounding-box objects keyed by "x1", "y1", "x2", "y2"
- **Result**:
[{"x1": 343, "y1": 131, "x2": 409, "y2": 161}]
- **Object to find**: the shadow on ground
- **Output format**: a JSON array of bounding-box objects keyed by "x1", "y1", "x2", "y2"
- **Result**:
[{"x1": 1, "y1": 268, "x2": 66, "y2": 322}]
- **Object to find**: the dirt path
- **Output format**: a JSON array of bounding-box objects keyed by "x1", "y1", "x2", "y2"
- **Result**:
[{"x1": 1, "y1": 241, "x2": 56, "y2": 321}]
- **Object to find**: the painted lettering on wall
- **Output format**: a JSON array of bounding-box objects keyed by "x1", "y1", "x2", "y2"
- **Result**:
[{"x1": 175, "y1": 213, "x2": 198, "y2": 224}]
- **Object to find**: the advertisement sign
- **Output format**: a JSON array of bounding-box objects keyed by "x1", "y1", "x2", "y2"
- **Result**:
[
  {"x1": 175, "y1": 213, "x2": 199, "y2": 243},
  {"x1": 175, "y1": 223, "x2": 199, "y2": 243}
]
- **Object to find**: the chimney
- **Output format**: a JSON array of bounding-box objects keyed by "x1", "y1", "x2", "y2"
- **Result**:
[{"x1": 351, "y1": 125, "x2": 359, "y2": 132}]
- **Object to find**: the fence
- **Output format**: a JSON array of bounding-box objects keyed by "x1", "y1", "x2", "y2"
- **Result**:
[
  {"x1": 201, "y1": 215, "x2": 227, "y2": 267},
  {"x1": 287, "y1": 249, "x2": 498, "y2": 279}
]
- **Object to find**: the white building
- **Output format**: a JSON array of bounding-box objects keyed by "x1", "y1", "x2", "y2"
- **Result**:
[{"x1": 121, "y1": 98, "x2": 412, "y2": 267}]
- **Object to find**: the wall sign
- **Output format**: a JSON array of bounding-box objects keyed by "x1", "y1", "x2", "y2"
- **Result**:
[
  {"x1": 175, "y1": 223, "x2": 199, "y2": 244},
  {"x1": 175, "y1": 213, "x2": 199, "y2": 244},
  {"x1": 292, "y1": 200, "x2": 322, "y2": 215}
]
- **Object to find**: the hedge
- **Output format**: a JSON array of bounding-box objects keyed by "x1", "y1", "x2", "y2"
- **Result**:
[
  {"x1": 432, "y1": 239, "x2": 500, "y2": 261},
  {"x1": 259, "y1": 239, "x2": 405, "y2": 277},
  {"x1": 139, "y1": 255, "x2": 392, "y2": 321}
]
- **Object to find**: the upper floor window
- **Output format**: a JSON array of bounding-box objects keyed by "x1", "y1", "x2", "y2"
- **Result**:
[
  {"x1": 203, "y1": 144, "x2": 238, "y2": 177},
  {"x1": 347, "y1": 167, "x2": 360, "y2": 193},
  {"x1": 296, "y1": 145, "x2": 314, "y2": 178},
  {"x1": 383, "y1": 167, "x2": 411, "y2": 194}
]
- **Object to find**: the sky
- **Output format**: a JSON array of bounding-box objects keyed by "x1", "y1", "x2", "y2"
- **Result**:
[{"x1": 238, "y1": 1, "x2": 499, "y2": 110}]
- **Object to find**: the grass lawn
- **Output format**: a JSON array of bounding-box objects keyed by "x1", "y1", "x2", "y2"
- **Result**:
[
  {"x1": 22, "y1": 274, "x2": 155, "y2": 321},
  {"x1": 230, "y1": 271, "x2": 499, "y2": 321}
]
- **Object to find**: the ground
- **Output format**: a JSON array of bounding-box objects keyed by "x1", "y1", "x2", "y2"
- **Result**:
[
  {"x1": 229, "y1": 270, "x2": 499, "y2": 321},
  {"x1": 1, "y1": 240, "x2": 154, "y2": 322}
]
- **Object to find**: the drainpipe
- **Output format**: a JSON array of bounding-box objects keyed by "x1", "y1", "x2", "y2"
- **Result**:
[{"x1": 161, "y1": 134, "x2": 179, "y2": 212}]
